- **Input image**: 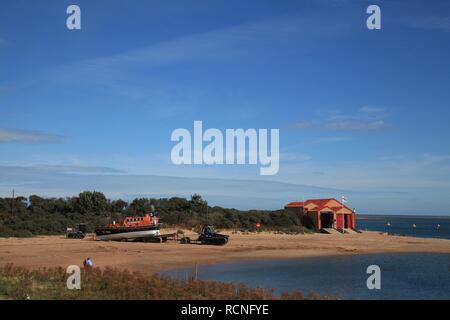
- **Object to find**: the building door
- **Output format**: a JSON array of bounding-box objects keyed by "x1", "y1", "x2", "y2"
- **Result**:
[{"x1": 320, "y1": 212, "x2": 333, "y2": 228}]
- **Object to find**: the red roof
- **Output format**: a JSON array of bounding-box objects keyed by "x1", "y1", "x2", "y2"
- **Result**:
[{"x1": 286, "y1": 198, "x2": 354, "y2": 213}]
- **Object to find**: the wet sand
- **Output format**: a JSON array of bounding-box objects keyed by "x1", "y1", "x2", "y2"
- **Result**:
[{"x1": 0, "y1": 230, "x2": 449, "y2": 274}]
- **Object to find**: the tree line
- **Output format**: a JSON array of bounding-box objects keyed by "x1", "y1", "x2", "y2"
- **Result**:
[{"x1": 0, "y1": 191, "x2": 307, "y2": 237}]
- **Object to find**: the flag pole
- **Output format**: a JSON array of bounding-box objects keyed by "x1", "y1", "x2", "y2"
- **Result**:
[
  {"x1": 341, "y1": 196, "x2": 348, "y2": 232},
  {"x1": 302, "y1": 196, "x2": 304, "y2": 227}
]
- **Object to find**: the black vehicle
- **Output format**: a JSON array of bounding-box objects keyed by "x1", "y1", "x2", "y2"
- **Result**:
[
  {"x1": 180, "y1": 226, "x2": 229, "y2": 245},
  {"x1": 66, "y1": 223, "x2": 87, "y2": 239}
]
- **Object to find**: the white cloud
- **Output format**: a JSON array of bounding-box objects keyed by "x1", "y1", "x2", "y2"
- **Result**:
[
  {"x1": 380, "y1": 153, "x2": 450, "y2": 170},
  {"x1": 13, "y1": 13, "x2": 355, "y2": 119},
  {"x1": 326, "y1": 119, "x2": 385, "y2": 131},
  {"x1": 359, "y1": 106, "x2": 385, "y2": 114},
  {"x1": 281, "y1": 153, "x2": 312, "y2": 162},
  {"x1": 313, "y1": 136, "x2": 351, "y2": 143},
  {"x1": 0, "y1": 164, "x2": 347, "y2": 210},
  {"x1": 0, "y1": 128, "x2": 64, "y2": 143},
  {"x1": 292, "y1": 119, "x2": 385, "y2": 131},
  {"x1": 421, "y1": 153, "x2": 450, "y2": 164},
  {"x1": 292, "y1": 106, "x2": 387, "y2": 131},
  {"x1": 41, "y1": 13, "x2": 353, "y2": 95},
  {"x1": 33, "y1": 164, "x2": 124, "y2": 175}
]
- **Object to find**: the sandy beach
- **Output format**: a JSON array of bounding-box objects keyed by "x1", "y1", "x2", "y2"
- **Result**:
[{"x1": 0, "y1": 230, "x2": 449, "y2": 275}]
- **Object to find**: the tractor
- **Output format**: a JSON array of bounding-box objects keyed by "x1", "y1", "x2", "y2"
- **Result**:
[
  {"x1": 66, "y1": 223, "x2": 87, "y2": 239},
  {"x1": 180, "y1": 225, "x2": 229, "y2": 245}
]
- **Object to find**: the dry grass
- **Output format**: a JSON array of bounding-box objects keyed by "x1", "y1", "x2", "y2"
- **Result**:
[{"x1": 0, "y1": 264, "x2": 323, "y2": 300}]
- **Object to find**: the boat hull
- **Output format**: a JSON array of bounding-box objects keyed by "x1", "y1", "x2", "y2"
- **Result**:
[{"x1": 95, "y1": 225, "x2": 160, "y2": 241}]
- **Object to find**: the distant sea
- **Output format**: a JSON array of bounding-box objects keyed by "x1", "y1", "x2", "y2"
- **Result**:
[
  {"x1": 163, "y1": 253, "x2": 450, "y2": 300},
  {"x1": 357, "y1": 215, "x2": 450, "y2": 240}
]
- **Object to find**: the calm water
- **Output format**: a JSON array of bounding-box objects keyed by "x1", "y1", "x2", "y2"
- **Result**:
[
  {"x1": 357, "y1": 215, "x2": 450, "y2": 240},
  {"x1": 163, "y1": 253, "x2": 450, "y2": 299}
]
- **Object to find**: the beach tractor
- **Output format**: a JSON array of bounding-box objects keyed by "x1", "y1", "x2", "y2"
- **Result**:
[
  {"x1": 181, "y1": 225, "x2": 229, "y2": 245},
  {"x1": 66, "y1": 223, "x2": 87, "y2": 239}
]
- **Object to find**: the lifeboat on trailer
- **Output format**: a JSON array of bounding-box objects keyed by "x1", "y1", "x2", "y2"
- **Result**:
[{"x1": 94, "y1": 214, "x2": 160, "y2": 241}]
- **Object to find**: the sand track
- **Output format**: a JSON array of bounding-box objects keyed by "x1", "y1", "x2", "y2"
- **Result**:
[{"x1": 0, "y1": 231, "x2": 449, "y2": 274}]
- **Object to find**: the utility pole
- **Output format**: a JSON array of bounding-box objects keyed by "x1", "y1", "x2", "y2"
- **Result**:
[{"x1": 194, "y1": 262, "x2": 198, "y2": 281}]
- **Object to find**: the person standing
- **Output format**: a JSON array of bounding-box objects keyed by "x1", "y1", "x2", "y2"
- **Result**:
[{"x1": 83, "y1": 257, "x2": 93, "y2": 270}]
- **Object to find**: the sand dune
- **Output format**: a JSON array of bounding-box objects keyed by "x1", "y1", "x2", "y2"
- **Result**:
[{"x1": 0, "y1": 230, "x2": 449, "y2": 274}]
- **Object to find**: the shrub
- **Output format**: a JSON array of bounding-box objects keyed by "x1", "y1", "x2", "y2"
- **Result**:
[
  {"x1": 0, "y1": 265, "x2": 323, "y2": 300},
  {"x1": 0, "y1": 193, "x2": 308, "y2": 237}
]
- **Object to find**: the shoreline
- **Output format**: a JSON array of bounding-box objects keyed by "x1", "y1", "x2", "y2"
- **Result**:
[
  {"x1": 159, "y1": 248, "x2": 450, "y2": 274},
  {"x1": 1, "y1": 230, "x2": 449, "y2": 275}
]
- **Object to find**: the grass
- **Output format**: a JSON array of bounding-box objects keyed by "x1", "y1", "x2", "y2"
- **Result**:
[{"x1": 0, "y1": 264, "x2": 329, "y2": 300}]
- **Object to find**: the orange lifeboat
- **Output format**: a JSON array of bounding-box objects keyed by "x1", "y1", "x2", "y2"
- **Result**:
[{"x1": 95, "y1": 214, "x2": 160, "y2": 241}]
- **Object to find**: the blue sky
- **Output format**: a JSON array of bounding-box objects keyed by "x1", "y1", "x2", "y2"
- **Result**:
[{"x1": 1, "y1": 0, "x2": 450, "y2": 214}]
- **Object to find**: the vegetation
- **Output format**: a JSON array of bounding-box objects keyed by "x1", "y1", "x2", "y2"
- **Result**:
[
  {"x1": 0, "y1": 264, "x2": 326, "y2": 300},
  {"x1": 0, "y1": 191, "x2": 310, "y2": 237}
]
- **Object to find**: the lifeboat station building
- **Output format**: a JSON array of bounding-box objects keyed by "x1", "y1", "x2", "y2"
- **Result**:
[{"x1": 285, "y1": 198, "x2": 356, "y2": 232}]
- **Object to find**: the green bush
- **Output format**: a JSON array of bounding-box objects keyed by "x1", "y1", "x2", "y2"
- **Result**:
[{"x1": 0, "y1": 192, "x2": 308, "y2": 237}]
